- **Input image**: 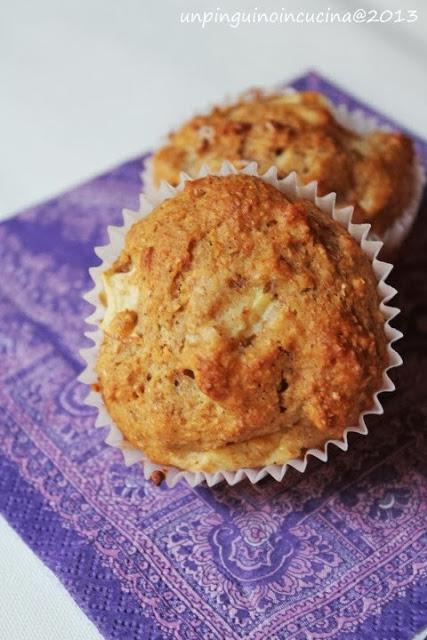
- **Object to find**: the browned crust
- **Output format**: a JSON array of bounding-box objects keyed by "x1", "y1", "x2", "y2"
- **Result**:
[
  {"x1": 150, "y1": 470, "x2": 165, "y2": 486},
  {"x1": 96, "y1": 175, "x2": 388, "y2": 472},
  {"x1": 151, "y1": 91, "x2": 415, "y2": 235}
]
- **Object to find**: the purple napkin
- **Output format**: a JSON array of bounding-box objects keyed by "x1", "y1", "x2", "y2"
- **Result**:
[{"x1": 0, "y1": 72, "x2": 426, "y2": 640}]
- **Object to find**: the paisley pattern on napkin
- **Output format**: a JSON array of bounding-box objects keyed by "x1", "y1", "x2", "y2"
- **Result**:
[{"x1": 0, "y1": 73, "x2": 426, "y2": 640}]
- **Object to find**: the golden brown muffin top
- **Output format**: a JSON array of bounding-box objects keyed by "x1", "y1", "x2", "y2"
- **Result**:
[
  {"x1": 96, "y1": 175, "x2": 388, "y2": 472},
  {"x1": 151, "y1": 91, "x2": 414, "y2": 235}
]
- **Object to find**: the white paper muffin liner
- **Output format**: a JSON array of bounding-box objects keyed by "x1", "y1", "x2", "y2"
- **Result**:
[
  {"x1": 330, "y1": 102, "x2": 425, "y2": 255},
  {"x1": 141, "y1": 87, "x2": 425, "y2": 256},
  {"x1": 80, "y1": 162, "x2": 402, "y2": 488}
]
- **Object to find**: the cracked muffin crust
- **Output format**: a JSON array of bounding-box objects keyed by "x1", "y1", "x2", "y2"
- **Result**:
[
  {"x1": 96, "y1": 174, "x2": 388, "y2": 472},
  {"x1": 151, "y1": 91, "x2": 415, "y2": 235}
]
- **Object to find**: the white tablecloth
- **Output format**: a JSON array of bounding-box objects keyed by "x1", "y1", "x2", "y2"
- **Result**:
[{"x1": 0, "y1": 516, "x2": 101, "y2": 640}]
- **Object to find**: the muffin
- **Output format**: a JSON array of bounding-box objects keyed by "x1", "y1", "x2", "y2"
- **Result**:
[
  {"x1": 150, "y1": 90, "x2": 415, "y2": 237},
  {"x1": 95, "y1": 174, "x2": 388, "y2": 473}
]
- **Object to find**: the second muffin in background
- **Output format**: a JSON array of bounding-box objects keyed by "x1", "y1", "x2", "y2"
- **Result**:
[{"x1": 150, "y1": 90, "x2": 417, "y2": 240}]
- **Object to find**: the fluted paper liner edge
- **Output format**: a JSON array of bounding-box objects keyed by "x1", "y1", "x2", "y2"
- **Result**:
[
  {"x1": 79, "y1": 162, "x2": 402, "y2": 488},
  {"x1": 141, "y1": 88, "x2": 425, "y2": 256}
]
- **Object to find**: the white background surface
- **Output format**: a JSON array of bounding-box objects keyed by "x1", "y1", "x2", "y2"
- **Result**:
[
  {"x1": 1, "y1": 0, "x2": 427, "y2": 220},
  {"x1": 0, "y1": 516, "x2": 101, "y2": 639},
  {"x1": 1, "y1": 1, "x2": 427, "y2": 638}
]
